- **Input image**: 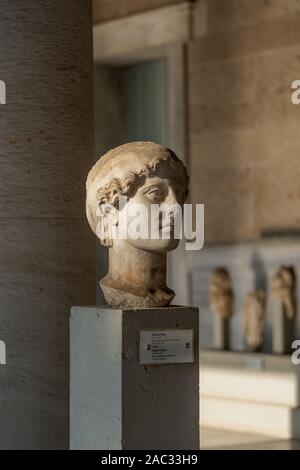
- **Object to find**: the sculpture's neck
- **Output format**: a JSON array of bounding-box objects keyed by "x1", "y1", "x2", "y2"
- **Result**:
[{"x1": 106, "y1": 240, "x2": 167, "y2": 295}]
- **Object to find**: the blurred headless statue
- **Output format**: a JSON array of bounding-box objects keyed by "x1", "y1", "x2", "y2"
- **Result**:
[
  {"x1": 209, "y1": 268, "x2": 234, "y2": 319},
  {"x1": 270, "y1": 266, "x2": 296, "y2": 320},
  {"x1": 243, "y1": 290, "x2": 265, "y2": 351}
]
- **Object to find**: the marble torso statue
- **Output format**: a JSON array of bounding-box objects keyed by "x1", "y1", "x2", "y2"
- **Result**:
[
  {"x1": 243, "y1": 290, "x2": 265, "y2": 351},
  {"x1": 209, "y1": 268, "x2": 234, "y2": 319},
  {"x1": 271, "y1": 266, "x2": 296, "y2": 319}
]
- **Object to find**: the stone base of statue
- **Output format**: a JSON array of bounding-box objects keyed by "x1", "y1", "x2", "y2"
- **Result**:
[{"x1": 70, "y1": 305, "x2": 199, "y2": 450}]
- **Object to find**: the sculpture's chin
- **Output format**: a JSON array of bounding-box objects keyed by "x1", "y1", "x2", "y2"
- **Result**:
[
  {"x1": 100, "y1": 281, "x2": 175, "y2": 309},
  {"x1": 127, "y1": 237, "x2": 180, "y2": 253}
]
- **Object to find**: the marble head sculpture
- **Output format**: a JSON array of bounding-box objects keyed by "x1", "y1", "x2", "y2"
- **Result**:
[{"x1": 86, "y1": 141, "x2": 189, "y2": 308}]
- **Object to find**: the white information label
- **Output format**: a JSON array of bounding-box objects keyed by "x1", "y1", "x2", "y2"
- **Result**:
[{"x1": 139, "y1": 329, "x2": 194, "y2": 365}]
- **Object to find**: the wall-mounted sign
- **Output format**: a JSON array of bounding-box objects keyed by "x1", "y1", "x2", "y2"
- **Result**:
[{"x1": 139, "y1": 329, "x2": 194, "y2": 365}]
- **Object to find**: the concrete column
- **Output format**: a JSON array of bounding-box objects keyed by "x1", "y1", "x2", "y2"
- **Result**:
[{"x1": 0, "y1": 1, "x2": 95, "y2": 449}]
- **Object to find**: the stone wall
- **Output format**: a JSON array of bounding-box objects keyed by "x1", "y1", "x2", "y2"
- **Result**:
[
  {"x1": 188, "y1": 0, "x2": 300, "y2": 243},
  {"x1": 93, "y1": 0, "x2": 300, "y2": 244}
]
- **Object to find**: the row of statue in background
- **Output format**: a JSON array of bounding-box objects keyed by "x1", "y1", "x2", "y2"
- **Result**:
[{"x1": 209, "y1": 266, "x2": 296, "y2": 353}]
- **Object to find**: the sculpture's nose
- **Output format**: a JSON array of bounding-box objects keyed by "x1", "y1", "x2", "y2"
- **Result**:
[{"x1": 160, "y1": 188, "x2": 181, "y2": 226}]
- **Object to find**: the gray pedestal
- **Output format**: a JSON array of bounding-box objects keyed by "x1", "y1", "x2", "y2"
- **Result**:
[
  {"x1": 272, "y1": 300, "x2": 294, "y2": 354},
  {"x1": 70, "y1": 305, "x2": 199, "y2": 450},
  {"x1": 213, "y1": 312, "x2": 229, "y2": 350}
]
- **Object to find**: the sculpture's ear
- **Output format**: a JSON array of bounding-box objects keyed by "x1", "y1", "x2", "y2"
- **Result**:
[{"x1": 96, "y1": 203, "x2": 118, "y2": 247}]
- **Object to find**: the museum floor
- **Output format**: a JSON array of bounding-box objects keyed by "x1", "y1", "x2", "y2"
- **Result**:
[{"x1": 201, "y1": 427, "x2": 300, "y2": 450}]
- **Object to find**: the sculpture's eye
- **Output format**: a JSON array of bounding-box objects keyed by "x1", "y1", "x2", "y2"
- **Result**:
[{"x1": 143, "y1": 185, "x2": 165, "y2": 203}]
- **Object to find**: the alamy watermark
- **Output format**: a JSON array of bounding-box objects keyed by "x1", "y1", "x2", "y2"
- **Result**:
[
  {"x1": 0, "y1": 80, "x2": 6, "y2": 105},
  {"x1": 291, "y1": 340, "x2": 300, "y2": 365},
  {"x1": 96, "y1": 196, "x2": 204, "y2": 251},
  {"x1": 291, "y1": 80, "x2": 300, "y2": 105},
  {"x1": 0, "y1": 340, "x2": 6, "y2": 365}
]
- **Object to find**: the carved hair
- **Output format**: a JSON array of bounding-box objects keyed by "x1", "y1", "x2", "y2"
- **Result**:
[{"x1": 96, "y1": 152, "x2": 188, "y2": 207}]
